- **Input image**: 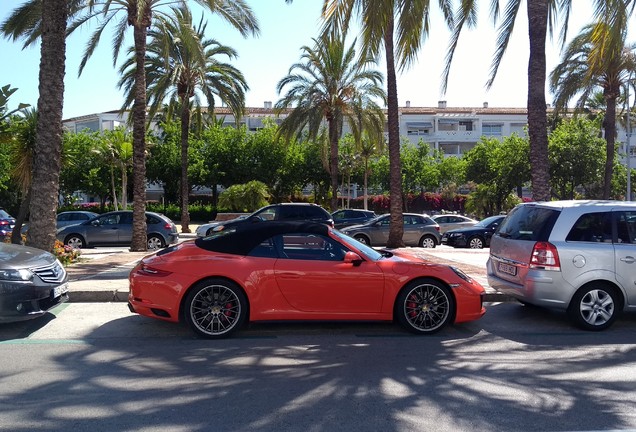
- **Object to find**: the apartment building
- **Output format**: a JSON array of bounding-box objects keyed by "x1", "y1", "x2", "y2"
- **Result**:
[{"x1": 62, "y1": 101, "x2": 634, "y2": 167}]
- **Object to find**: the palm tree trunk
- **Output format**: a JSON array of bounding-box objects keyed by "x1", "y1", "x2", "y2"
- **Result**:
[
  {"x1": 603, "y1": 93, "x2": 618, "y2": 199},
  {"x1": 329, "y1": 117, "x2": 339, "y2": 211},
  {"x1": 527, "y1": 0, "x2": 551, "y2": 202},
  {"x1": 110, "y1": 165, "x2": 119, "y2": 211},
  {"x1": 130, "y1": 18, "x2": 150, "y2": 251},
  {"x1": 385, "y1": 16, "x2": 404, "y2": 248},
  {"x1": 180, "y1": 100, "x2": 191, "y2": 233},
  {"x1": 26, "y1": 0, "x2": 67, "y2": 251},
  {"x1": 363, "y1": 159, "x2": 369, "y2": 210},
  {"x1": 11, "y1": 189, "x2": 30, "y2": 245}
]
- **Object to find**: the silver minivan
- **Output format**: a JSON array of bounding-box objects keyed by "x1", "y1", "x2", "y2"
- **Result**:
[{"x1": 487, "y1": 200, "x2": 636, "y2": 331}]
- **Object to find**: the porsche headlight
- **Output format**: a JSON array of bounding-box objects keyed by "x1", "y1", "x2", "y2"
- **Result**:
[
  {"x1": 450, "y1": 266, "x2": 472, "y2": 283},
  {"x1": 0, "y1": 268, "x2": 34, "y2": 281}
]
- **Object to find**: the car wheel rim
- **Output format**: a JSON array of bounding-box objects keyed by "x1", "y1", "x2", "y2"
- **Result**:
[
  {"x1": 422, "y1": 238, "x2": 435, "y2": 248},
  {"x1": 580, "y1": 289, "x2": 614, "y2": 326},
  {"x1": 190, "y1": 284, "x2": 241, "y2": 336},
  {"x1": 469, "y1": 238, "x2": 482, "y2": 248},
  {"x1": 403, "y1": 283, "x2": 450, "y2": 332},
  {"x1": 68, "y1": 237, "x2": 82, "y2": 249},
  {"x1": 147, "y1": 237, "x2": 162, "y2": 250},
  {"x1": 355, "y1": 236, "x2": 368, "y2": 245}
]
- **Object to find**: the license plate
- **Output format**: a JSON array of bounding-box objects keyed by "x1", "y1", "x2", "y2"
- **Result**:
[
  {"x1": 498, "y1": 262, "x2": 517, "y2": 276},
  {"x1": 52, "y1": 283, "x2": 69, "y2": 298}
]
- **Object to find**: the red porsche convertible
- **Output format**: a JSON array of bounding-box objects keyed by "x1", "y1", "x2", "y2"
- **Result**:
[{"x1": 129, "y1": 221, "x2": 486, "y2": 338}]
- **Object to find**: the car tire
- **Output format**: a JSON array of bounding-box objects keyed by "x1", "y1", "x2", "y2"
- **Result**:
[
  {"x1": 65, "y1": 234, "x2": 86, "y2": 249},
  {"x1": 395, "y1": 279, "x2": 455, "y2": 334},
  {"x1": 354, "y1": 234, "x2": 370, "y2": 246},
  {"x1": 468, "y1": 236, "x2": 484, "y2": 249},
  {"x1": 567, "y1": 283, "x2": 620, "y2": 331},
  {"x1": 183, "y1": 278, "x2": 248, "y2": 338},
  {"x1": 147, "y1": 234, "x2": 165, "y2": 250},
  {"x1": 419, "y1": 235, "x2": 437, "y2": 248}
]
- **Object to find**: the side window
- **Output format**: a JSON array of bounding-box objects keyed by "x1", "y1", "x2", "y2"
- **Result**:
[
  {"x1": 146, "y1": 215, "x2": 160, "y2": 225},
  {"x1": 99, "y1": 214, "x2": 120, "y2": 225},
  {"x1": 248, "y1": 238, "x2": 279, "y2": 258},
  {"x1": 257, "y1": 207, "x2": 277, "y2": 221},
  {"x1": 616, "y1": 211, "x2": 636, "y2": 244},
  {"x1": 566, "y1": 212, "x2": 613, "y2": 243},
  {"x1": 119, "y1": 213, "x2": 133, "y2": 225},
  {"x1": 280, "y1": 234, "x2": 347, "y2": 261},
  {"x1": 333, "y1": 211, "x2": 345, "y2": 220},
  {"x1": 379, "y1": 217, "x2": 390, "y2": 226},
  {"x1": 57, "y1": 213, "x2": 71, "y2": 222}
]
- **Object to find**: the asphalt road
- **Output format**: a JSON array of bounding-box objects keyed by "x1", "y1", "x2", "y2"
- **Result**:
[{"x1": 1, "y1": 298, "x2": 636, "y2": 431}]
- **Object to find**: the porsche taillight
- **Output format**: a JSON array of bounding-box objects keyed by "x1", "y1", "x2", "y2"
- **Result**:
[{"x1": 529, "y1": 241, "x2": 561, "y2": 271}]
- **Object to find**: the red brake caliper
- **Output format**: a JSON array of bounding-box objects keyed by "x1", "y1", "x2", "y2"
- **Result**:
[{"x1": 408, "y1": 294, "x2": 418, "y2": 318}]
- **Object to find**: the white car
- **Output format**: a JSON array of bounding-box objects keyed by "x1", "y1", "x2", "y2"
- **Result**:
[{"x1": 431, "y1": 214, "x2": 478, "y2": 234}]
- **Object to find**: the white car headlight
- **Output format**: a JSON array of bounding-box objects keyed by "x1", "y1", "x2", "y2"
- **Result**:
[{"x1": 0, "y1": 268, "x2": 34, "y2": 281}]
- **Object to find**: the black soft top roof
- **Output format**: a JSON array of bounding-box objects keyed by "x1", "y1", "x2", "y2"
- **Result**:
[{"x1": 194, "y1": 221, "x2": 331, "y2": 256}]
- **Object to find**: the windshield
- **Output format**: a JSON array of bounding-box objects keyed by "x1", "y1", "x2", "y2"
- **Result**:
[
  {"x1": 331, "y1": 229, "x2": 383, "y2": 261},
  {"x1": 475, "y1": 216, "x2": 501, "y2": 227}
]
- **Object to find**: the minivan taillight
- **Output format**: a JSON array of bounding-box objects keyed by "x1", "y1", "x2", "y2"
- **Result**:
[{"x1": 529, "y1": 241, "x2": 561, "y2": 271}]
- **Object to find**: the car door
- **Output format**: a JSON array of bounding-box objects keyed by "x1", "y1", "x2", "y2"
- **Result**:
[
  {"x1": 88, "y1": 213, "x2": 122, "y2": 244},
  {"x1": 369, "y1": 216, "x2": 390, "y2": 245},
  {"x1": 114, "y1": 212, "x2": 134, "y2": 244},
  {"x1": 403, "y1": 215, "x2": 424, "y2": 245},
  {"x1": 614, "y1": 210, "x2": 636, "y2": 306},
  {"x1": 273, "y1": 233, "x2": 384, "y2": 313}
]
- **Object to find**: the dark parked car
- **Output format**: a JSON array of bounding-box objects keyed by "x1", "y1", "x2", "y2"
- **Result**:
[
  {"x1": 57, "y1": 210, "x2": 178, "y2": 250},
  {"x1": 195, "y1": 203, "x2": 334, "y2": 237},
  {"x1": 340, "y1": 213, "x2": 441, "y2": 248},
  {"x1": 56, "y1": 211, "x2": 99, "y2": 229},
  {"x1": 0, "y1": 243, "x2": 68, "y2": 322},
  {"x1": 0, "y1": 208, "x2": 16, "y2": 239},
  {"x1": 331, "y1": 209, "x2": 376, "y2": 229},
  {"x1": 441, "y1": 215, "x2": 505, "y2": 249}
]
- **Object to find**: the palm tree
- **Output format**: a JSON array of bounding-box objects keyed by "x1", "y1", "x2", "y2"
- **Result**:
[
  {"x1": 119, "y1": 6, "x2": 248, "y2": 234},
  {"x1": 349, "y1": 96, "x2": 385, "y2": 210},
  {"x1": 275, "y1": 35, "x2": 385, "y2": 211},
  {"x1": 549, "y1": 17, "x2": 636, "y2": 199},
  {"x1": 6, "y1": 108, "x2": 37, "y2": 244},
  {"x1": 445, "y1": 0, "x2": 636, "y2": 202},
  {"x1": 320, "y1": 0, "x2": 454, "y2": 247},
  {"x1": 2, "y1": 0, "x2": 259, "y2": 251},
  {"x1": 97, "y1": 127, "x2": 134, "y2": 210},
  {"x1": 1, "y1": 0, "x2": 68, "y2": 251}
]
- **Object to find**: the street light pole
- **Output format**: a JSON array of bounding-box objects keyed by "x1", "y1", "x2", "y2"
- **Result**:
[{"x1": 627, "y1": 78, "x2": 633, "y2": 201}]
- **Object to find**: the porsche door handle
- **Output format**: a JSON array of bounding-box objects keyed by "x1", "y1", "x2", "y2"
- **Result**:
[
  {"x1": 620, "y1": 256, "x2": 635, "y2": 264},
  {"x1": 278, "y1": 272, "x2": 301, "y2": 279}
]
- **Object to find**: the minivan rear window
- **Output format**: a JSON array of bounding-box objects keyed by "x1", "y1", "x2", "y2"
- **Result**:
[{"x1": 496, "y1": 205, "x2": 560, "y2": 241}]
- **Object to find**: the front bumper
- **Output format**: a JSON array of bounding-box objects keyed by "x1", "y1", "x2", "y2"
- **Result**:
[
  {"x1": 441, "y1": 235, "x2": 467, "y2": 247},
  {"x1": 0, "y1": 280, "x2": 69, "y2": 322}
]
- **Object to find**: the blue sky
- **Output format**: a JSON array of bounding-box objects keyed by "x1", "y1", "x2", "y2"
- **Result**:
[{"x1": 0, "y1": 1, "x2": 627, "y2": 119}]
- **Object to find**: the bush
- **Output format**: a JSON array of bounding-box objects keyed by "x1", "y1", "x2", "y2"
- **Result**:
[{"x1": 53, "y1": 240, "x2": 81, "y2": 266}]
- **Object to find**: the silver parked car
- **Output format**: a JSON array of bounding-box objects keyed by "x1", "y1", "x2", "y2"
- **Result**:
[
  {"x1": 340, "y1": 213, "x2": 441, "y2": 248},
  {"x1": 57, "y1": 210, "x2": 178, "y2": 250},
  {"x1": 431, "y1": 214, "x2": 478, "y2": 234},
  {"x1": 488, "y1": 200, "x2": 636, "y2": 331},
  {"x1": 56, "y1": 210, "x2": 99, "y2": 229},
  {"x1": 0, "y1": 243, "x2": 68, "y2": 322}
]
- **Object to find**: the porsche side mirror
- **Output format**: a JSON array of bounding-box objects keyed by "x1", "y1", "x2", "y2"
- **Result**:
[{"x1": 344, "y1": 251, "x2": 363, "y2": 266}]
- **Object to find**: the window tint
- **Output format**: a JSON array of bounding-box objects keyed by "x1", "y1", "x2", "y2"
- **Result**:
[
  {"x1": 99, "y1": 214, "x2": 121, "y2": 225},
  {"x1": 57, "y1": 213, "x2": 71, "y2": 222},
  {"x1": 496, "y1": 206, "x2": 559, "y2": 241},
  {"x1": 280, "y1": 234, "x2": 347, "y2": 261},
  {"x1": 248, "y1": 238, "x2": 279, "y2": 258},
  {"x1": 256, "y1": 207, "x2": 277, "y2": 221},
  {"x1": 616, "y1": 211, "x2": 636, "y2": 244},
  {"x1": 566, "y1": 212, "x2": 613, "y2": 243},
  {"x1": 332, "y1": 210, "x2": 346, "y2": 220}
]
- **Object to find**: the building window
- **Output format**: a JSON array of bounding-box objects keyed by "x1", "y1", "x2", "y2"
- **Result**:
[{"x1": 482, "y1": 124, "x2": 503, "y2": 136}]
